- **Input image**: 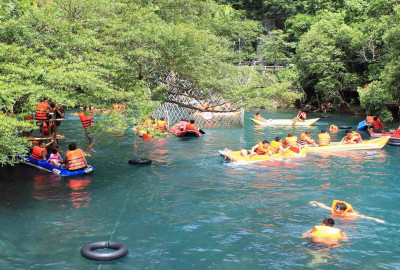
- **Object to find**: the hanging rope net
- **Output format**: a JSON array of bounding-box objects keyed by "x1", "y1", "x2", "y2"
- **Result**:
[{"x1": 152, "y1": 72, "x2": 244, "y2": 129}]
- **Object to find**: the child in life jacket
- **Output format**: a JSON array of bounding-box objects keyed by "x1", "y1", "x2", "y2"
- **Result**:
[
  {"x1": 49, "y1": 148, "x2": 64, "y2": 167},
  {"x1": 302, "y1": 217, "x2": 348, "y2": 246},
  {"x1": 308, "y1": 200, "x2": 385, "y2": 223}
]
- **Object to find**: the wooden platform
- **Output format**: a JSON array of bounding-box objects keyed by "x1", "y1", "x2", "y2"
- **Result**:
[{"x1": 27, "y1": 134, "x2": 66, "y2": 141}]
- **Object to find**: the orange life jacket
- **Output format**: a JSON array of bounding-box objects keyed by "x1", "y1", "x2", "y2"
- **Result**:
[
  {"x1": 35, "y1": 102, "x2": 49, "y2": 120},
  {"x1": 284, "y1": 136, "x2": 298, "y2": 147},
  {"x1": 329, "y1": 125, "x2": 338, "y2": 131},
  {"x1": 186, "y1": 123, "x2": 196, "y2": 130},
  {"x1": 254, "y1": 115, "x2": 263, "y2": 121},
  {"x1": 348, "y1": 131, "x2": 362, "y2": 143},
  {"x1": 30, "y1": 146, "x2": 47, "y2": 160},
  {"x1": 157, "y1": 120, "x2": 167, "y2": 131},
  {"x1": 366, "y1": 115, "x2": 375, "y2": 124},
  {"x1": 66, "y1": 149, "x2": 86, "y2": 171},
  {"x1": 311, "y1": 226, "x2": 342, "y2": 241},
  {"x1": 331, "y1": 200, "x2": 357, "y2": 216},
  {"x1": 394, "y1": 128, "x2": 400, "y2": 135},
  {"x1": 318, "y1": 133, "x2": 331, "y2": 147},
  {"x1": 268, "y1": 140, "x2": 282, "y2": 154},
  {"x1": 143, "y1": 133, "x2": 154, "y2": 141},
  {"x1": 300, "y1": 133, "x2": 313, "y2": 145},
  {"x1": 254, "y1": 142, "x2": 268, "y2": 155},
  {"x1": 144, "y1": 118, "x2": 153, "y2": 125},
  {"x1": 78, "y1": 112, "x2": 94, "y2": 129},
  {"x1": 113, "y1": 104, "x2": 119, "y2": 110}
]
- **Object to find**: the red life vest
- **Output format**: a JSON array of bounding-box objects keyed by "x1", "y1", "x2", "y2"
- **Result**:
[
  {"x1": 30, "y1": 146, "x2": 47, "y2": 160},
  {"x1": 371, "y1": 119, "x2": 382, "y2": 130},
  {"x1": 66, "y1": 149, "x2": 86, "y2": 171},
  {"x1": 35, "y1": 102, "x2": 48, "y2": 120},
  {"x1": 300, "y1": 133, "x2": 313, "y2": 145},
  {"x1": 254, "y1": 142, "x2": 268, "y2": 155},
  {"x1": 78, "y1": 112, "x2": 94, "y2": 129}
]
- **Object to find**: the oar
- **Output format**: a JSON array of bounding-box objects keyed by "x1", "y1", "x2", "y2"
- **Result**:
[
  {"x1": 291, "y1": 117, "x2": 298, "y2": 127},
  {"x1": 199, "y1": 129, "x2": 206, "y2": 134}
]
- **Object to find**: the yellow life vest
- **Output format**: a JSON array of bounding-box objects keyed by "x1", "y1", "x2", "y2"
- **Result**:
[
  {"x1": 268, "y1": 140, "x2": 281, "y2": 154},
  {"x1": 284, "y1": 136, "x2": 298, "y2": 147},
  {"x1": 318, "y1": 133, "x2": 331, "y2": 147},
  {"x1": 311, "y1": 226, "x2": 342, "y2": 240},
  {"x1": 331, "y1": 200, "x2": 357, "y2": 216}
]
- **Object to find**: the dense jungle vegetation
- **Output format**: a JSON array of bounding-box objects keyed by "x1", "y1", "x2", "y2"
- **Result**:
[{"x1": 1, "y1": 0, "x2": 400, "y2": 164}]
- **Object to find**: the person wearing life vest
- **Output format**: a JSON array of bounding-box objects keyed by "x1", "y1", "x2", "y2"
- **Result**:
[
  {"x1": 156, "y1": 117, "x2": 168, "y2": 132},
  {"x1": 317, "y1": 130, "x2": 331, "y2": 147},
  {"x1": 366, "y1": 115, "x2": 376, "y2": 124},
  {"x1": 308, "y1": 200, "x2": 385, "y2": 223},
  {"x1": 370, "y1": 116, "x2": 386, "y2": 132},
  {"x1": 254, "y1": 112, "x2": 267, "y2": 122},
  {"x1": 177, "y1": 118, "x2": 188, "y2": 131},
  {"x1": 267, "y1": 137, "x2": 287, "y2": 158},
  {"x1": 63, "y1": 143, "x2": 88, "y2": 171},
  {"x1": 283, "y1": 133, "x2": 298, "y2": 148},
  {"x1": 252, "y1": 140, "x2": 270, "y2": 155},
  {"x1": 341, "y1": 130, "x2": 362, "y2": 144},
  {"x1": 329, "y1": 125, "x2": 338, "y2": 132},
  {"x1": 296, "y1": 110, "x2": 307, "y2": 121},
  {"x1": 300, "y1": 131, "x2": 316, "y2": 146},
  {"x1": 302, "y1": 217, "x2": 348, "y2": 246},
  {"x1": 186, "y1": 119, "x2": 197, "y2": 131},
  {"x1": 77, "y1": 105, "x2": 95, "y2": 153},
  {"x1": 30, "y1": 140, "x2": 53, "y2": 161},
  {"x1": 35, "y1": 97, "x2": 50, "y2": 121}
]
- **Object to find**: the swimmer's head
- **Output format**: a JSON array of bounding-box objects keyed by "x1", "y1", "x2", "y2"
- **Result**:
[
  {"x1": 334, "y1": 202, "x2": 347, "y2": 214},
  {"x1": 322, "y1": 217, "x2": 335, "y2": 227},
  {"x1": 262, "y1": 140, "x2": 269, "y2": 146},
  {"x1": 275, "y1": 137, "x2": 282, "y2": 142},
  {"x1": 287, "y1": 133, "x2": 293, "y2": 137}
]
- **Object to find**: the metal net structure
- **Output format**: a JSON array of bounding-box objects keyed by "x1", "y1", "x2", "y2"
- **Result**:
[{"x1": 152, "y1": 73, "x2": 244, "y2": 129}]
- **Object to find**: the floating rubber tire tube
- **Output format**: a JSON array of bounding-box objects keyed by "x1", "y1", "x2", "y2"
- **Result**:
[
  {"x1": 320, "y1": 115, "x2": 331, "y2": 118},
  {"x1": 81, "y1": 242, "x2": 128, "y2": 261},
  {"x1": 388, "y1": 141, "x2": 400, "y2": 146},
  {"x1": 338, "y1": 126, "x2": 352, "y2": 129},
  {"x1": 128, "y1": 159, "x2": 152, "y2": 165}
]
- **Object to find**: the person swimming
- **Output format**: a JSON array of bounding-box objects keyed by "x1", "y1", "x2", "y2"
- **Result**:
[
  {"x1": 302, "y1": 217, "x2": 348, "y2": 246},
  {"x1": 308, "y1": 200, "x2": 385, "y2": 223}
]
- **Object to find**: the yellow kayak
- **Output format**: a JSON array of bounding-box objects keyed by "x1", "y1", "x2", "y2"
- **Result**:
[
  {"x1": 251, "y1": 118, "x2": 319, "y2": 126},
  {"x1": 308, "y1": 137, "x2": 389, "y2": 152},
  {"x1": 219, "y1": 147, "x2": 308, "y2": 163}
]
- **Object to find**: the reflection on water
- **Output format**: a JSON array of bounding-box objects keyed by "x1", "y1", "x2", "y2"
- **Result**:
[{"x1": 0, "y1": 111, "x2": 399, "y2": 269}]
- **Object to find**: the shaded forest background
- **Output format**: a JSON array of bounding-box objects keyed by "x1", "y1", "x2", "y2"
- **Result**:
[{"x1": 1, "y1": 0, "x2": 400, "y2": 164}]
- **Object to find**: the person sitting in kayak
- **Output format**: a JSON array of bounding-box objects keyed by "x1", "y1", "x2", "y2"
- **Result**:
[
  {"x1": 63, "y1": 143, "x2": 88, "y2": 171},
  {"x1": 370, "y1": 116, "x2": 386, "y2": 132},
  {"x1": 267, "y1": 137, "x2": 288, "y2": 158},
  {"x1": 302, "y1": 217, "x2": 348, "y2": 246},
  {"x1": 30, "y1": 140, "x2": 54, "y2": 161},
  {"x1": 366, "y1": 115, "x2": 376, "y2": 124},
  {"x1": 252, "y1": 140, "x2": 270, "y2": 155},
  {"x1": 254, "y1": 112, "x2": 267, "y2": 122},
  {"x1": 49, "y1": 148, "x2": 64, "y2": 167},
  {"x1": 283, "y1": 133, "x2": 298, "y2": 148},
  {"x1": 341, "y1": 130, "x2": 362, "y2": 144},
  {"x1": 186, "y1": 119, "x2": 197, "y2": 131},
  {"x1": 300, "y1": 131, "x2": 317, "y2": 146},
  {"x1": 317, "y1": 130, "x2": 331, "y2": 147},
  {"x1": 308, "y1": 200, "x2": 385, "y2": 223},
  {"x1": 296, "y1": 110, "x2": 307, "y2": 121}
]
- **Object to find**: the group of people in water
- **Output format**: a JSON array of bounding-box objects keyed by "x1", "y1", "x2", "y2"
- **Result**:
[{"x1": 303, "y1": 200, "x2": 384, "y2": 247}]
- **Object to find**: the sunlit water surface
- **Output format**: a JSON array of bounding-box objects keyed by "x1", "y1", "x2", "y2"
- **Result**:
[{"x1": 1, "y1": 110, "x2": 400, "y2": 269}]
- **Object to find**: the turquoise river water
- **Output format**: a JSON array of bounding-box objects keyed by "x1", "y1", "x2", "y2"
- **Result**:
[{"x1": 1, "y1": 110, "x2": 400, "y2": 269}]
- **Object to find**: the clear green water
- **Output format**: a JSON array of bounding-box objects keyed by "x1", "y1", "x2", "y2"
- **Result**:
[{"x1": 1, "y1": 110, "x2": 400, "y2": 269}]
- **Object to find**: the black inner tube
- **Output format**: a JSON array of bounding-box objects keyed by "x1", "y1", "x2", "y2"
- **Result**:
[
  {"x1": 128, "y1": 159, "x2": 152, "y2": 165},
  {"x1": 338, "y1": 126, "x2": 352, "y2": 129},
  {"x1": 81, "y1": 241, "x2": 128, "y2": 261}
]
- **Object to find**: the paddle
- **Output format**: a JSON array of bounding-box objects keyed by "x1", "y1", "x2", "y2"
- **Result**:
[
  {"x1": 291, "y1": 118, "x2": 298, "y2": 127},
  {"x1": 199, "y1": 129, "x2": 206, "y2": 134}
]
